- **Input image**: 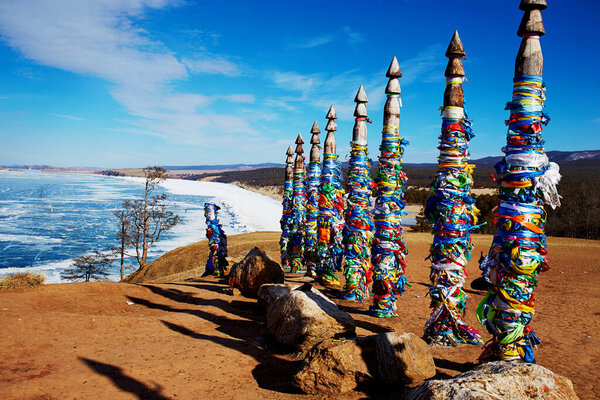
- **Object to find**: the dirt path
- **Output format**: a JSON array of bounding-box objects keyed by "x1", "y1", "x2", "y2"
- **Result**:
[{"x1": 1, "y1": 232, "x2": 598, "y2": 399}]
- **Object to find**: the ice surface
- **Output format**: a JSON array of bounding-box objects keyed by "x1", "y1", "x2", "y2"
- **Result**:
[{"x1": 0, "y1": 171, "x2": 282, "y2": 283}]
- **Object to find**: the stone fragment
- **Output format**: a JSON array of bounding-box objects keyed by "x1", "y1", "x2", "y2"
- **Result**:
[{"x1": 221, "y1": 287, "x2": 239, "y2": 296}]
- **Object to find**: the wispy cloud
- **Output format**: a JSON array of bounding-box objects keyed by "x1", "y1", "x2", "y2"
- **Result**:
[
  {"x1": 265, "y1": 45, "x2": 445, "y2": 122},
  {"x1": 181, "y1": 28, "x2": 221, "y2": 48},
  {"x1": 224, "y1": 94, "x2": 255, "y2": 104},
  {"x1": 264, "y1": 99, "x2": 297, "y2": 112},
  {"x1": 270, "y1": 71, "x2": 324, "y2": 96},
  {"x1": 182, "y1": 55, "x2": 241, "y2": 77},
  {"x1": 292, "y1": 35, "x2": 334, "y2": 49},
  {"x1": 343, "y1": 27, "x2": 366, "y2": 45},
  {"x1": 0, "y1": 1, "x2": 187, "y2": 88},
  {"x1": 50, "y1": 113, "x2": 85, "y2": 121},
  {"x1": 267, "y1": 68, "x2": 377, "y2": 119},
  {"x1": 0, "y1": 0, "x2": 258, "y2": 147},
  {"x1": 399, "y1": 44, "x2": 446, "y2": 85}
]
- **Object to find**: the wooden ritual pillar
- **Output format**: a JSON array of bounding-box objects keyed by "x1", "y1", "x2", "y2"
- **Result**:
[{"x1": 478, "y1": 0, "x2": 560, "y2": 363}]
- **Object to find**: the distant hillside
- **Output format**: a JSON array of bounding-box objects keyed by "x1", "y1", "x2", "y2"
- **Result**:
[
  {"x1": 161, "y1": 163, "x2": 283, "y2": 171},
  {"x1": 186, "y1": 150, "x2": 600, "y2": 189},
  {"x1": 1, "y1": 164, "x2": 101, "y2": 172},
  {"x1": 474, "y1": 150, "x2": 600, "y2": 165},
  {"x1": 183, "y1": 151, "x2": 600, "y2": 240},
  {"x1": 7, "y1": 150, "x2": 597, "y2": 175}
]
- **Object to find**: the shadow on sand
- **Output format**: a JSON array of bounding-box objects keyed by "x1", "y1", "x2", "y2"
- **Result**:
[
  {"x1": 80, "y1": 357, "x2": 170, "y2": 400},
  {"x1": 128, "y1": 283, "x2": 302, "y2": 394}
]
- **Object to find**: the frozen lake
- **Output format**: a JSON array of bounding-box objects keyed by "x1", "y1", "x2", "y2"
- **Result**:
[{"x1": 0, "y1": 171, "x2": 281, "y2": 283}]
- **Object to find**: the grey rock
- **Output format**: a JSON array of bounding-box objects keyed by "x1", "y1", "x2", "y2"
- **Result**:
[
  {"x1": 266, "y1": 285, "x2": 355, "y2": 355},
  {"x1": 407, "y1": 361, "x2": 579, "y2": 400},
  {"x1": 294, "y1": 332, "x2": 436, "y2": 394}
]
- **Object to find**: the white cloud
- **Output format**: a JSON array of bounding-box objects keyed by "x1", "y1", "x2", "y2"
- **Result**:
[
  {"x1": 0, "y1": 1, "x2": 187, "y2": 89},
  {"x1": 224, "y1": 94, "x2": 255, "y2": 104},
  {"x1": 270, "y1": 71, "x2": 324, "y2": 96},
  {"x1": 265, "y1": 45, "x2": 445, "y2": 126},
  {"x1": 293, "y1": 35, "x2": 334, "y2": 49},
  {"x1": 264, "y1": 99, "x2": 297, "y2": 112},
  {"x1": 182, "y1": 56, "x2": 241, "y2": 77},
  {"x1": 50, "y1": 113, "x2": 85, "y2": 121},
  {"x1": 268, "y1": 68, "x2": 380, "y2": 119},
  {"x1": 343, "y1": 27, "x2": 366, "y2": 45},
  {"x1": 0, "y1": 0, "x2": 257, "y2": 148},
  {"x1": 399, "y1": 44, "x2": 446, "y2": 85}
]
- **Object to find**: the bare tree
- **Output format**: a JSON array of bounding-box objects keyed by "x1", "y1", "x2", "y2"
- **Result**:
[
  {"x1": 61, "y1": 251, "x2": 113, "y2": 282},
  {"x1": 119, "y1": 166, "x2": 181, "y2": 270},
  {"x1": 114, "y1": 209, "x2": 130, "y2": 280}
]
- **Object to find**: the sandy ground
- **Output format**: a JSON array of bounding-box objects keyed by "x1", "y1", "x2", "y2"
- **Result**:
[{"x1": 1, "y1": 232, "x2": 598, "y2": 400}]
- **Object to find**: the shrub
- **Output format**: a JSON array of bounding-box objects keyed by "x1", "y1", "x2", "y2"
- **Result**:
[{"x1": 0, "y1": 272, "x2": 45, "y2": 291}]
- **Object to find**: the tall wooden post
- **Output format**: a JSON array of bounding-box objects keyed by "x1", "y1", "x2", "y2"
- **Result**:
[
  {"x1": 478, "y1": 0, "x2": 561, "y2": 362},
  {"x1": 280, "y1": 144, "x2": 295, "y2": 269},
  {"x1": 316, "y1": 105, "x2": 345, "y2": 287},
  {"x1": 342, "y1": 85, "x2": 375, "y2": 301},
  {"x1": 369, "y1": 57, "x2": 409, "y2": 318},
  {"x1": 305, "y1": 121, "x2": 322, "y2": 276},
  {"x1": 423, "y1": 31, "x2": 483, "y2": 345},
  {"x1": 288, "y1": 134, "x2": 307, "y2": 272}
]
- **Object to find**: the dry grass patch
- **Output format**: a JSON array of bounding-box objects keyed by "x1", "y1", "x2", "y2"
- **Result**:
[{"x1": 0, "y1": 272, "x2": 45, "y2": 291}]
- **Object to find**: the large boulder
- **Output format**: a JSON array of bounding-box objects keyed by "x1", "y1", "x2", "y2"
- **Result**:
[
  {"x1": 294, "y1": 336, "x2": 377, "y2": 394},
  {"x1": 228, "y1": 247, "x2": 284, "y2": 296},
  {"x1": 376, "y1": 332, "x2": 436, "y2": 386},
  {"x1": 407, "y1": 361, "x2": 579, "y2": 400},
  {"x1": 294, "y1": 332, "x2": 436, "y2": 394},
  {"x1": 266, "y1": 284, "x2": 355, "y2": 355}
]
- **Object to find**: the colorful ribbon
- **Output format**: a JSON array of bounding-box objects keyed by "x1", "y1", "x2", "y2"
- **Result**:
[
  {"x1": 478, "y1": 74, "x2": 560, "y2": 363},
  {"x1": 342, "y1": 140, "x2": 375, "y2": 301},
  {"x1": 369, "y1": 116, "x2": 409, "y2": 318},
  {"x1": 202, "y1": 203, "x2": 228, "y2": 277},
  {"x1": 287, "y1": 163, "x2": 307, "y2": 272},
  {"x1": 423, "y1": 99, "x2": 483, "y2": 345},
  {"x1": 279, "y1": 177, "x2": 293, "y2": 269},
  {"x1": 304, "y1": 149, "x2": 322, "y2": 273},
  {"x1": 316, "y1": 153, "x2": 345, "y2": 286}
]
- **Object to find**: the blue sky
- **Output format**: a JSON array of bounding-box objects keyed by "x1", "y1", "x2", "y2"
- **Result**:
[{"x1": 0, "y1": 0, "x2": 598, "y2": 168}]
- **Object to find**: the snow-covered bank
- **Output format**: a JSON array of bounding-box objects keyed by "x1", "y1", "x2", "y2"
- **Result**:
[
  {"x1": 162, "y1": 179, "x2": 282, "y2": 232},
  {"x1": 118, "y1": 176, "x2": 282, "y2": 232}
]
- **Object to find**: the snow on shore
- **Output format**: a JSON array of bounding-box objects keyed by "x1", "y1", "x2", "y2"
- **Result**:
[{"x1": 119, "y1": 177, "x2": 282, "y2": 232}]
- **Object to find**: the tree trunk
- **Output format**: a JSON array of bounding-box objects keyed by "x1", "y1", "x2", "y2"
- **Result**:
[
  {"x1": 120, "y1": 210, "x2": 125, "y2": 280},
  {"x1": 142, "y1": 180, "x2": 149, "y2": 267}
]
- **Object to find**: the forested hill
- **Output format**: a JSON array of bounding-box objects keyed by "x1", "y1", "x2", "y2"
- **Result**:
[
  {"x1": 185, "y1": 154, "x2": 600, "y2": 190},
  {"x1": 183, "y1": 151, "x2": 600, "y2": 240}
]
